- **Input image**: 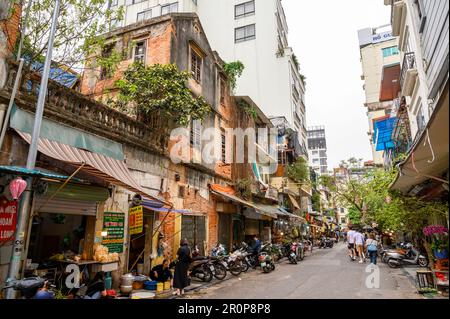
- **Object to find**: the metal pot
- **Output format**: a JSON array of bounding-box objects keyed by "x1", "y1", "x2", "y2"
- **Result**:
[
  {"x1": 121, "y1": 273, "x2": 134, "y2": 286},
  {"x1": 120, "y1": 285, "x2": 133, "y2": 294}
]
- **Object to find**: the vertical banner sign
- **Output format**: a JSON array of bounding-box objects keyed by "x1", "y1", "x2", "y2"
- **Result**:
[
  {"x1": 129, "y1": 206, "x2": 143, "y2": 235},
  {"x1": 102, "y1": 212, "x2": 125, "y2": 253},
  {"x1": 0, "y1": 197, "x2": 18, "y2": 242}
]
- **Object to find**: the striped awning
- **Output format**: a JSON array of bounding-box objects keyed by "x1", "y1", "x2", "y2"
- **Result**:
[{"x1": 16, "y1": 131, "x2": 167, "y2": 205}]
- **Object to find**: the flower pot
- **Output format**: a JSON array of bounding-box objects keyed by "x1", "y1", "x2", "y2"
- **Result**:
[{"x1": 433, "y1": 249, "x2": 448, "y2": 260}]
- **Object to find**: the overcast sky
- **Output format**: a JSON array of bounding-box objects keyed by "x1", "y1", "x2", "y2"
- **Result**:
[{"x1": 283, "y1": 0, "x2": 391, "y2": 169}]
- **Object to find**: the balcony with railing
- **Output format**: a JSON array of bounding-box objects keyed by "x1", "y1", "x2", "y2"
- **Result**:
[
  {"x1": 0, "y1": 60, "x2": 169, "y2": 154},
  {"x1": 400, "y1": 52, "x2": 418, "y2": 96},
  {"x1": 390, "y1": 96, "x2": 412, "y2": 164}
]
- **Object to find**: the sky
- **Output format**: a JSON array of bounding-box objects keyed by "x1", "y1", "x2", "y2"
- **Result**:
[{"x1": 283, "y1": 0, "x2": 391, "y2": 169}]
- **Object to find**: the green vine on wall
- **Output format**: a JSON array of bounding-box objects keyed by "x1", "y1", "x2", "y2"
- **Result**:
[
  {"x1": 114, "y1": 63, "x2": 212, "y2": 126},
  {"x1": 237, "y1": 100, "x2": 257, "y2": 120},
  {"x1": 223, "y1": 61, "x2": 245, "y2": 92}
]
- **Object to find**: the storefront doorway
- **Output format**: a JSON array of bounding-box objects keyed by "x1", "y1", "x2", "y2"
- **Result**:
[
  {"x1": 181, "y1": 215, "x2": 206, "y2": 255},
  {"x1": 218, "y1": 213, "x2": 232, "y2": 251}
]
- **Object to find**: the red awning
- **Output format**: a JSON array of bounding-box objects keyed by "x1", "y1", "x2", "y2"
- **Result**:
[{"x1": 17, "y1": 131, "x2": 168, "y2": 205}]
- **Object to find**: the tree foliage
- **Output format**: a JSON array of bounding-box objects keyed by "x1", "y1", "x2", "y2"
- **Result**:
[
  {"x1": 115, "y1": 63, "x2": 212, "y2": 126},
  {"x1": 322, "y1": 159, "x2": 448, "y2": 235},
  {"x1": 223, "y1": 61, "x2": 244, "y2": 92},
  {"x1": 286, "y1": 157, "x2": 309, "y2": 184},
  {"x1": 17, "y1": 0, "x2": 123, "y2": 73}
]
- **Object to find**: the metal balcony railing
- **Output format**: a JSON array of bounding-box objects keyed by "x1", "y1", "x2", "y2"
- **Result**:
[{"x1": 400, "y1": 52, "x2": 416, "y2": 89}]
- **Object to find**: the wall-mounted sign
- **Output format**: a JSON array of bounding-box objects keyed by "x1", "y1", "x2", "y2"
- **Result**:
[
  {"x1": 102, "y1": 212, "x2": 125, "y2": 253},
  {"x1": 129, "y1": 206, "x2": 143, "y2": 235},
  {"x1": 0, "y1": 197, "x2": 18, "y2": 242},
  {"x1": 372, "y1": 31, "x2": 394, "y2": 44}
]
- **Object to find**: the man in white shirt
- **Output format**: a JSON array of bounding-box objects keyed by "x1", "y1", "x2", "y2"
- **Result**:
[{"x1": 347, "y1": 227, "x2": 356, "y2": 261}]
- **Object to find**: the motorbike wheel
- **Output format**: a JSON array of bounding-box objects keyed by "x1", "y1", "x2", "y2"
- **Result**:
[
  {"x1": 262, "y1": 266, "x2": 272, "y2": 273},
  {"x1": 241, "y1": 260, "x2": 250, "y2": 273},
  {"x1": 201, "y1": 264, "x2": 213, "y2": 282},
  {"x1": 228, "y1": 261, "x2": 242, "y2": 276},
  {"x1": 289, "y1": 256, "x2": 297, "y2": 264},
  {"x1": 387, "y1": 259, "x2": 398, "y2": 268},
  {"x1": 270, "y1": 263, "x2": 275, "y2": 271},
  {"x1": 418, "y1": 257, "x2": 429, "y2": 268},
  {"x1": 213, "y1": 263, "x2": 227, "y2": 280}
]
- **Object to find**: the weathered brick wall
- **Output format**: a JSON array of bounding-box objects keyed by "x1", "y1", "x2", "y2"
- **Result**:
[{"x1": 0, "y1": 3, "x2": 21, "y2": 54}]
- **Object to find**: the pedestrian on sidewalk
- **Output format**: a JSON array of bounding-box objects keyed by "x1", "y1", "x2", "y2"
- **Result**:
[
  {"x1": 365, "y1": 233, "x2": 379, "y2": 265},
  {"x1": 173, "y1": 238, "x2": 191, "y2": 296},
  {"x1": 347, "y1": 226, "x2": 356, "y2": 261},
  {"x1": 355, "y1": 230, "x2": 366, "y2": 263}
]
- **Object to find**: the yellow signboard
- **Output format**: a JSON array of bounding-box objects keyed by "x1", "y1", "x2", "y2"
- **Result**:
[{"x1": 129, "y1": 206, "x2": 144, "y2": 235}]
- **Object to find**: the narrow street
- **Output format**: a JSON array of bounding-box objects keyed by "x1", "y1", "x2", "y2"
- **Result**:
[{"x1": 185, "y1": 243, "x2": 420, "y2": 299}]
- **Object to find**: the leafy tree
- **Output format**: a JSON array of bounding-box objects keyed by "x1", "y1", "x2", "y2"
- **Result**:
[
  {"x1": 16, "y1": 0, "x2": 123, "y2": 74},
  {"x1": 115, "y1": 63, "x2": 212, "y2": 126},
  {"x1": 285, "y1": 157, "x2": 309, "y2": 184},
  {"x1": 311, "y1": 191, "x2": 321, "y2": 212}
]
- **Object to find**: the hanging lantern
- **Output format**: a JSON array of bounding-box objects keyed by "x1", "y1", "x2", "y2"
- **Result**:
[{"x1": 9, "y1": 177, "x2": 27, "y2": 200}]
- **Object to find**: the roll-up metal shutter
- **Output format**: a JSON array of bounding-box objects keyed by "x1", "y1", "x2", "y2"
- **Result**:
[{"x1": 33, "y1": 197, "x2": 98, "y2": 216}]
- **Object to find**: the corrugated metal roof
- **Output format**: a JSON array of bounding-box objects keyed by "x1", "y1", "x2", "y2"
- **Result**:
[
  {"x1": 16, "y1": 131, "x2": 167, "y2": 205},
  {"x1": 0, "y1": 165, "x2": 82, "y2": 182}
]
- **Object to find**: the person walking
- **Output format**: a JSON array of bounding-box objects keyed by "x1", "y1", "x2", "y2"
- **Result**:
[
  {"x1": 347, "y1": 227, "x2": 356, "y2": 261},
  {"x1": 173, "y1": 238, "x2": 191, "y2": 296},
  {"x1": 365, "y1": 233, "x2": 379, "y2": 265},
  {"x1": 355, "y1": 230, "x2": 366, "y2": 263}
]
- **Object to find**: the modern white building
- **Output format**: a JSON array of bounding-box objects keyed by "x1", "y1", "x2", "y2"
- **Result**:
[
  {"x1": 358, "y1": 25, "x2": 401, "y2": 166},
  {"x1": 307, "y1": 126, "x2": 328, "y2": 175},
  {"x1": 109, "y1": 0, "x2": 308, "y2": 155}
]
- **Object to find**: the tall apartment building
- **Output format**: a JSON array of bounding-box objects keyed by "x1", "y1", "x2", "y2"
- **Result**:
[
  {"x1": 307, "y1": 126, "x2": 328, "y2": 175},
  {"x1": 108, "y1": 0, "x2": 308, "y2": 155},
  {"x1": 358, "y1": 25, "x2": 401, "y2": 165},
  {"x1": 384, "y1": 0, "x2": 448, "y2": 200}
]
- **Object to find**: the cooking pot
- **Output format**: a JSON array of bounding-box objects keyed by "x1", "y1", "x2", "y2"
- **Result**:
[
  {"x1": 121, "y1": 273, "x2": 134, "y2": 286},
  {"x1": 120, "y1": 285, "x2": 133, "y2": 294}
]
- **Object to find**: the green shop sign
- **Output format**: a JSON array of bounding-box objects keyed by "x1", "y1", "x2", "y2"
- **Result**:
[{"x1": 102, "y1": 212, "x2": 125, "y2": 253}]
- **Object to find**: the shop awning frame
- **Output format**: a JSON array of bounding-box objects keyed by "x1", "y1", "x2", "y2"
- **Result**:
[
  {"x1": 16, "y1": 130, "x2": 168, "y2": 205},
  {"x1": 0, "y1": 165, "x2": 83, "y2": 182},
  {"x1": 211, "y1": 189, "x2": 277, "y2": 219}
]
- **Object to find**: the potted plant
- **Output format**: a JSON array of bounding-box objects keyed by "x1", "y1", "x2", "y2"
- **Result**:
[{"x1": 423, "y1": 225, "x2": 449, "y2": 260}]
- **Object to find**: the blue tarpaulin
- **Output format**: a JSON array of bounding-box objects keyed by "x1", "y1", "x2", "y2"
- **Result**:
[
  {"x1": 25, "y1": 57, "x2": 79, "y2": 89},
  {"x1": 373, "y1": 117, "x2": 397, "y2": 151}
]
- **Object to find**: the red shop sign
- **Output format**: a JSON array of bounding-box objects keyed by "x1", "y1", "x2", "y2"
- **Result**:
[{"x1": 0, "y1": 197, "x2": 18, "y2": 242}]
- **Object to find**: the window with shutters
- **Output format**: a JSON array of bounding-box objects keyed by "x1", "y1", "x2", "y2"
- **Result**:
[
  {"x1": 100, "y1": 44, "x2": 114, "y2": 79},
  {"x1": 191, "y1": 49, "x2": 202, "y2": 83},
  {"x1": 221, "y1": 129, "x2": 226, "y2": 163}
]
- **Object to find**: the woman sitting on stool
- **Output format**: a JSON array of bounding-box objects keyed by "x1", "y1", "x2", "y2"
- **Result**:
[{"x1": 150, "y1": 259, "x2": 173, "y2": 284}]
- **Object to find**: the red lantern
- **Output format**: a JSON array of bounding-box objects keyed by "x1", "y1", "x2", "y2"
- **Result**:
[{"x1": 9, "y1": 177, "x2": 27, "y2": 200}]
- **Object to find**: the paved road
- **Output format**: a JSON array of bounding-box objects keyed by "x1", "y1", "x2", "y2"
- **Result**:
[{"x1": 185, "y1": 242, "x2": 421, "y2": 299}]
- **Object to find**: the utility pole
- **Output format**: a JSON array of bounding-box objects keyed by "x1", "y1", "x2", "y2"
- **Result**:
[{"x1": 5, "y1": 0, "x2": 61, "y2": 299}]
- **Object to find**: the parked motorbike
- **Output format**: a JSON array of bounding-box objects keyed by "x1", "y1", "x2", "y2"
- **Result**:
[
  {"x1": 384, "y1": 243, "x2": 428, "y2": 268},
  {"x1": 211, "y1": 244, "x2": 242, "y2": 276},
  {"x1": 258, "y1": 243, "x2": 276, "y2": 273},
  {"x1": 319, "y1": 237, "x2": 334, "y2": 249},
  {"x1": 2, "y1": 277, "x2": 55, "y2": 299},
  {"x1": 190, "y1": 246, "x2": 214, "y2": 282},
  {"x1": 288, "y1": 241, "x2": 304, "y2": 264}
]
